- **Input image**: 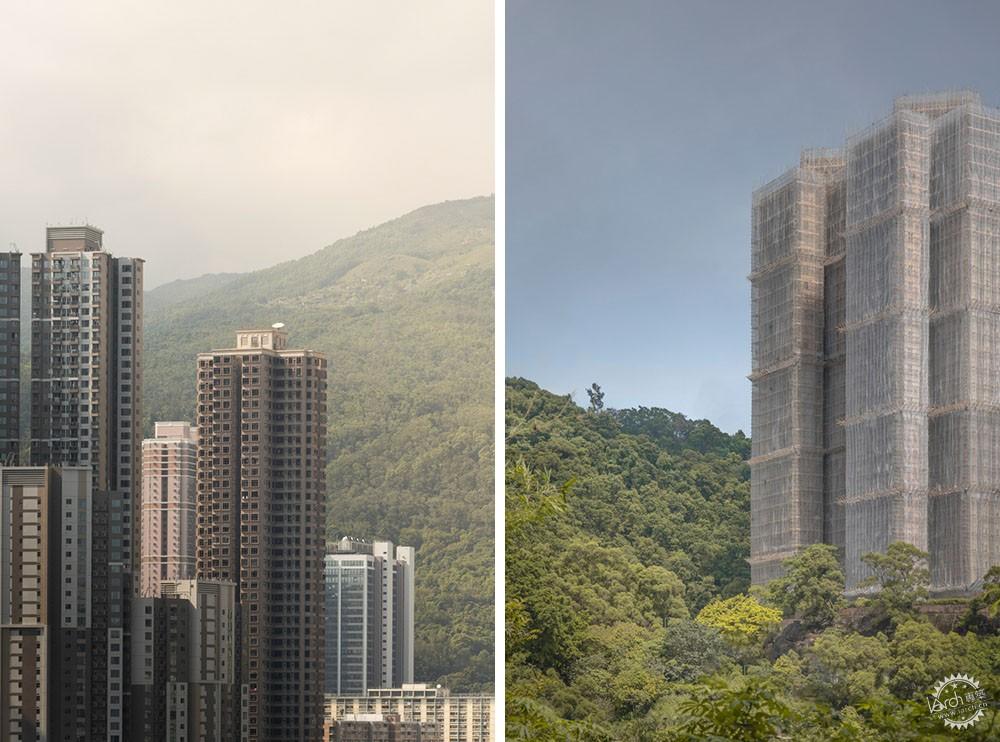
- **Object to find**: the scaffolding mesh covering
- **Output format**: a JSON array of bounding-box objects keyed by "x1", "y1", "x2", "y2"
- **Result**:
[
  {"x1": 926, "y1": 100, "x2": 1000, "y2": 591},
  {"x1": 823, "y1": 168, "x2": 848, "y2": 557},
  {"x1": 749, "y1": 153, "x2": 840, "y2": 582},
  {"x1": 844, "y1": 109, "x2": 930, "y2": 592},
  {"x1": 750, "y1": 92, "x2": 1000, "y2": 596}
]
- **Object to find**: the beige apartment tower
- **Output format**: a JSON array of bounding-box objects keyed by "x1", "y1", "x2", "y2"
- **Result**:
[
  {"x1": 196, "y1": 326, "x2": 328, "y2": 742},
  {"x1": 141, "y1": 421, "x2": 198, "y2": 597},
  {"x1": 750, "y1": 91, "x2": 1000, "y2": 595}
]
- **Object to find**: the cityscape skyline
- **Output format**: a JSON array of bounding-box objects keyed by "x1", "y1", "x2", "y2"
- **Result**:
[
  {"x1": 0, "y1": 221, "x2": 492, "y2": 741},
  {"x1": 1, "y1": 3, "x2": 494, "y2": 738}
]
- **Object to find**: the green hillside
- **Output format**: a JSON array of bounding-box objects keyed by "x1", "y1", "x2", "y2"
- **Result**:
[
  {"x1": 506, "y1": 378, "x2": 1000, "y2": 740},
  {"x1": 143, "y1": 196, "x2": 494, "y2": 690},
  {"x1": 144, "y1": 272, "x2": 240, "y2": 313}
]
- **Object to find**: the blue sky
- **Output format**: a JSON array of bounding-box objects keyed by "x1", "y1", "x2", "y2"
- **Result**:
[{"x1": 506, "y1": 0, "x2": 1000, "y2": 433}]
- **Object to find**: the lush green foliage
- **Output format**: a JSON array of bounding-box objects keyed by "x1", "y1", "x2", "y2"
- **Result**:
[
  {"x1": 860, "y1": 542, "x2": 930, "y2": 626},
  {"x1": 766, "y1": 543, "x2": 845, "y2": 630},
  {"x1": 506, "y1": 378, "x2": 1000, "y2": 740},
  {"x1": 957, "y1": 565, "x2": 1000, "y2": 636},
  {"x1": 659, "y1": 619, "x2": 735, "y2": 682},
  {"x1": 612, "y1": 405, "x2": 750, "y2": 459},
  {"x1": 982, "y1": 566, "x2": 1000, "y2": 616},
  {"x1": 672, "y1": 679, "x2": 795, "y2": 741},
  {"x1": 143, "y1": 197, "x2": 494, "y2": 689},
  {"x1": 143, "y1": 271, "x2": 240, "y2": 314}
]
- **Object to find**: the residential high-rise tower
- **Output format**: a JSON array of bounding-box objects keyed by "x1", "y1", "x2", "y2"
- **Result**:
[
  {"x1": 26, "y1": 225, "x2": 142, "y2": 739},
  {"x1": 0, "y1": 251, "x2": 20, "y2": 465},
  {"x1": 130, "y1": 579, "x2": 238, "y2": 741},
  {"x1": 196, "y1": 326, "x2": 328, "y2": 741},
  {"x1": 141, "y1": 421, "x2": 198, "y2": 597},
  {"x1": 750, "y1": 91, "x2": 1000, "y2": 595},
  {"x1": 30, "y1": 226, "x2": 143, "y2": 574},
  {"x1": 0, "y1": 466, "x2": 104, "y2": 741}
]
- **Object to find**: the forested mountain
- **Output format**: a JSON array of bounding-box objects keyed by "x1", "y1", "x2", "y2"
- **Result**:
[
  {"x1": 144, "y1": 272, "x2": 240, "y2": 313},
  {"x1": 506, "y1": 378, "x2": 1000, "y2": 740},
  {"x1": 143, "y1": 196, "x2": 494, "y2": 690}
]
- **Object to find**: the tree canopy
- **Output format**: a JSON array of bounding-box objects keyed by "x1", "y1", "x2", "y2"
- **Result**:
[{"x1": 766, "y1": 543, "x2": 845, "y2": 630}]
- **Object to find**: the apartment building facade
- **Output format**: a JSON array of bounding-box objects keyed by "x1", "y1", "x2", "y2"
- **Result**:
[
  {"x1": 328, "y1": 686, "x2": 493, "y2": 742},
  {"x1": 141, "y1": 422, "x2": 198, "y2": 597},
  {"x1": 0, "y1": 252, "x2": 20, "y2": 465},
  {"x1": 196, "y1": 326, "x2": 328, "y2": 741},
  {"x1": 0, "y1": 466, "x2": 111, "y2": 741},
  {"x1": 130, "y1": 579, "x2": 238, "y2": 741}
]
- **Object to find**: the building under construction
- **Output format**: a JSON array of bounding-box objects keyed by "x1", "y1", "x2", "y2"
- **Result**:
[{"x1": 750, "y1": 91, "x2": 1000, "y2": 595}]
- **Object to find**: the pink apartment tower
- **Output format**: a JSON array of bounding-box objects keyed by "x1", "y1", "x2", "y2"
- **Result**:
[{"x1": 141, "y1": 421, "x2": 198, "y2": 598}]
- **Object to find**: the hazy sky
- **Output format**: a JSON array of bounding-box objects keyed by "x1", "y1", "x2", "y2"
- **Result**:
[
  {"x1": 506, "y1": 0, "x2": 1000, "y2": 433},
  {"x1": 0, "y1": 1, "x2": 493, "y2": 288}
]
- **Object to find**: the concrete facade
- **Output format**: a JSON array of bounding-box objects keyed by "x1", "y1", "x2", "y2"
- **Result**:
[
  {"x1": 0, "y1": 252, "x2": 20, "y2": 466},
  {"x1": 28, "y1": 225, "x2": 142, "y2": 737},
  {"x1": 0, "y1": 466, "x2": 108, "y2": 742}
]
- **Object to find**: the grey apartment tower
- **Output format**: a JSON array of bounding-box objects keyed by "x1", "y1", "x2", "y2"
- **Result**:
[
  {"x1": 196, "y1": 327, "x2": 328, "y2": 742},
  {"x1": 750, "y1": 91, "x2": 1000, "y2": 595},
  {"x1": 0, "y1": 251, "x2": 20, "y2": 465},
  {"x1": 130, "y1": 579, "x2": 238, "y2": 741},
  {"x1": 0, "y1": 225, "x2": 144, "y2": 740},
  {"x1": 324, "y1": 538, "x2": 415, "y2": 696}
]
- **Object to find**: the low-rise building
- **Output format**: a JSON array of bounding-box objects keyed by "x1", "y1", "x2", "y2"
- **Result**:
[
  {"x1": 324, "y1": 712, "x2": 437, "y2": 742},
  {"x1": 327, "y1": 685, "x2": 492, "y2": 742}
]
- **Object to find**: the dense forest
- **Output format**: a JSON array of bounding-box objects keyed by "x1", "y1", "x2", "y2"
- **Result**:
[
  {"x1": 143, "y1": 197, "x2": 494, "y2": 690},
  {"x1": 506, "y1": 378, "x2": 1000, "y2": 740}
]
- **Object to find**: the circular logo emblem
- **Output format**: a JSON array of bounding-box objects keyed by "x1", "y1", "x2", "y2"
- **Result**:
[{"x1": 927, "y1": 674, "x2": 989, "y2": 730}]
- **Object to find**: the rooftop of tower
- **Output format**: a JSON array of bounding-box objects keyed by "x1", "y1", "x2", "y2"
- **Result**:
[
  {"x1": 46, "y1": 225, "x2": 104, "y2": 253},
  {"x1": 893, "y1": 90, "x2": 981, "y2": 119},
  {"x1": 754, "y1": 91, "x2": 993, "y2": 202},
  {"x1": 235, "y1": 326, "x2": 289, "y2": 351}
]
